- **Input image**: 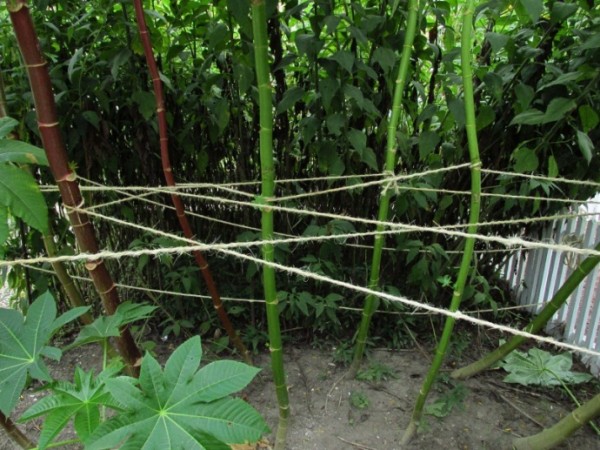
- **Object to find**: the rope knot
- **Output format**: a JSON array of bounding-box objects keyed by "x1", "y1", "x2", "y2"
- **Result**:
[{"x1": 381, "y1": 170, "x2": 400, "y2": 197}]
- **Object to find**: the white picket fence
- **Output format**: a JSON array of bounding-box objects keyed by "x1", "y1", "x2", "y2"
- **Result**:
[{"x1": 501, "y1": 214, "x2": 600, "y2": 377}]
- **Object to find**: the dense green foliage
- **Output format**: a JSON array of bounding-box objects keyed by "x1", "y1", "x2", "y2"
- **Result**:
[
  {"x1": 2, "y1": 293, "x2": 267, "y2": 449},
  {"x1": 1, "y1": 0, "x2": 598, "y2": 348}
]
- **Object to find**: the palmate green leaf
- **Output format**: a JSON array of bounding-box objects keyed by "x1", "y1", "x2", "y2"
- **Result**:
[
  {"x1": 20, "y1": 365, "x2": 120, "y2": 448},
  {"x1": 0, "y1": 292, "x2": 62, "y2": 415},
  {"x1": 0, "y1": 142, "x2": 45, "y2": 166},
  {"x1": 68, "y1": 301, "x2": 156, "y2": 349},
  {"x1": 500, "y1": 348, "x2": 593, "y2": 387},
  {"x1": 0, "y1": 164, "x2": 48, "y2": 233},
  {"x1": 85, "y1": 336, "x2": 268, "y2": 449}
]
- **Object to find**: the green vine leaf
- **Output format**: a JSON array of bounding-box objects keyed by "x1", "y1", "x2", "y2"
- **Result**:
[
  {"x1": 0, "y1": 165, "x2": 49, "y2": 233},
  {"x1": 0, "y1": 292, "x2": 90, "y2": 415},
  {"x1": 85, "y1": 336, "x2": 269, "y2": 449}
]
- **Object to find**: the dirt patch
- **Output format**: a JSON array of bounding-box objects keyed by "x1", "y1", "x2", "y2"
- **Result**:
[{"x1": 1, "y1": 343, "x2": 598, "y2": 449}]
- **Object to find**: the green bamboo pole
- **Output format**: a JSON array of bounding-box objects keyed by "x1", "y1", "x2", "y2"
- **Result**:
[
  {"x1": 402, "y1": 0, "x2": 482, "y2": 443},
  {"x1": 251, "y1": 1, "x2": 289, "y2": 448},
  {"x1": 41, "y1": 228, "x2": 93, "y2": 325},
  {"x1": 513, "y1": 393, "x2": 600, "y2": 450},
  {"x1": 350, "y1": 0, "x2": 421, "y2": 377},
  {"x1": 452, "y1": 240, "x2": 600, "y2": 379}
]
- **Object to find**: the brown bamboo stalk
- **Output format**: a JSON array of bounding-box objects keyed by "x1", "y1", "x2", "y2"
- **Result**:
[
  {"x1": 8, "y1": 0, "x2": 141, "y2": 373},
  {"x1": 0, "y1": 65, "x2": 94, "y2": 326},
  {"x1": 132, "y1": 0, "x2": 251, "y2": 364}
]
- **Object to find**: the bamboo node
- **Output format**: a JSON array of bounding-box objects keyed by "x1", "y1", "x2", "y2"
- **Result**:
[
  {"x1": 85, "y1": 260, "x2": 102, "y2": 271},
  {"x1": 253, "y1": 195, "x2": 274, "y2": 212},
  {"x1": 101, "y1": 283, "x2": 116, "y2": 295},
  {"x1": 58, "y1": 171, "x2": 78, "y2": 183},
  {"x1": 38, "y1": 120, "x2": 58, "y2": 127},
  {"x1": 269, "y1": 346, "x2": 281, "y2": 353},
  {"x1": 72, "y1": 220, "x2": 90, "y2": 229}
]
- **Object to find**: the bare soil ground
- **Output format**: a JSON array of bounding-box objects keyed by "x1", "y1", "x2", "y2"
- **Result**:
[{"x1": 1, "y1": 339, "x2": 598, "y2": 450}]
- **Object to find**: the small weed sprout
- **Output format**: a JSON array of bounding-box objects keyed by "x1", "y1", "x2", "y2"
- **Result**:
[{"x1": 349, "y1": 391, "x2": 370, "y2": 410}]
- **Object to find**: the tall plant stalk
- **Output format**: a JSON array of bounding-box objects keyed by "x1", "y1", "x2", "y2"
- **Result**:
[
  {"x1": 0, "y1": 412, "x2": 34, "y2": 449},
  {"x1": 41, "y1": 228, "x2": 93, "y2": 325},
  {"x1": 402, "y1": 0, "x2": 482, "y2": 442},
  {"x1": 251, "y1": 1, "x2": 289, "y2": 448},
  {"x1": 513, "y1": 393, "x2": 600, "y2": 450},
  {"x1": 350, "y1": 0, "x2": 420, "y2": 376},
  {"x1": 452, "y1": 240, "x2": 600, "y2": 379},
  {"x1": 8, "y1": 0, "x2": 141, "y2": 373},
  {"x1": 131, "y1": 0, "x2": 251, "y2": 364}
]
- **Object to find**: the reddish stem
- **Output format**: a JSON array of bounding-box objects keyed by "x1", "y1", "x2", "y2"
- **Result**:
[
  {"x1": 131, "y1": 0, "x2": 250, "y2": 363},
  {"x1": 0, "y1": 411, "x2": 34, "y2": 449},
  {"x1": 9, "y1": 0, "x2": 141, "y2": 374}
]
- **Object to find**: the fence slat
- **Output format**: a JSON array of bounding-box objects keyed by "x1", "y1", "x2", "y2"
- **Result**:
[{"x1": 504, "y1": 214, "x2": 600, "y2": 377}]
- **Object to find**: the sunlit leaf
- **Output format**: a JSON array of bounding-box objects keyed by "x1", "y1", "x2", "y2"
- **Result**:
[
  {"x1": 0, "y1": 165, "x2": 48, "y2": 233},
  {"x1": 85, "y1": 337, "x2": 268, "y2": 449},
  {"x1": 0, "y1": 140, "x2": 49, "y2": 165}
]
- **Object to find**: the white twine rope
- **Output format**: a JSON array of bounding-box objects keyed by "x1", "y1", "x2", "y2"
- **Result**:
[
  {"x1": 22, "y1": 264, "x2": 543, "y2": 316},
  {"x1": 77, "y1": 180, "x2": 543, "y2": 255},
  {"x1": 5, "y1": 219, "x2": 597, "y2": 358},
  {"x1": 10, "y1": 166, "x2": 598, "y2": 358},
  {"x1": 2, "y1": 202, "x2": 598, "y2": 269},
  {"x1": 69, "y1": 194, "x2": 600, "y2": 257}
]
